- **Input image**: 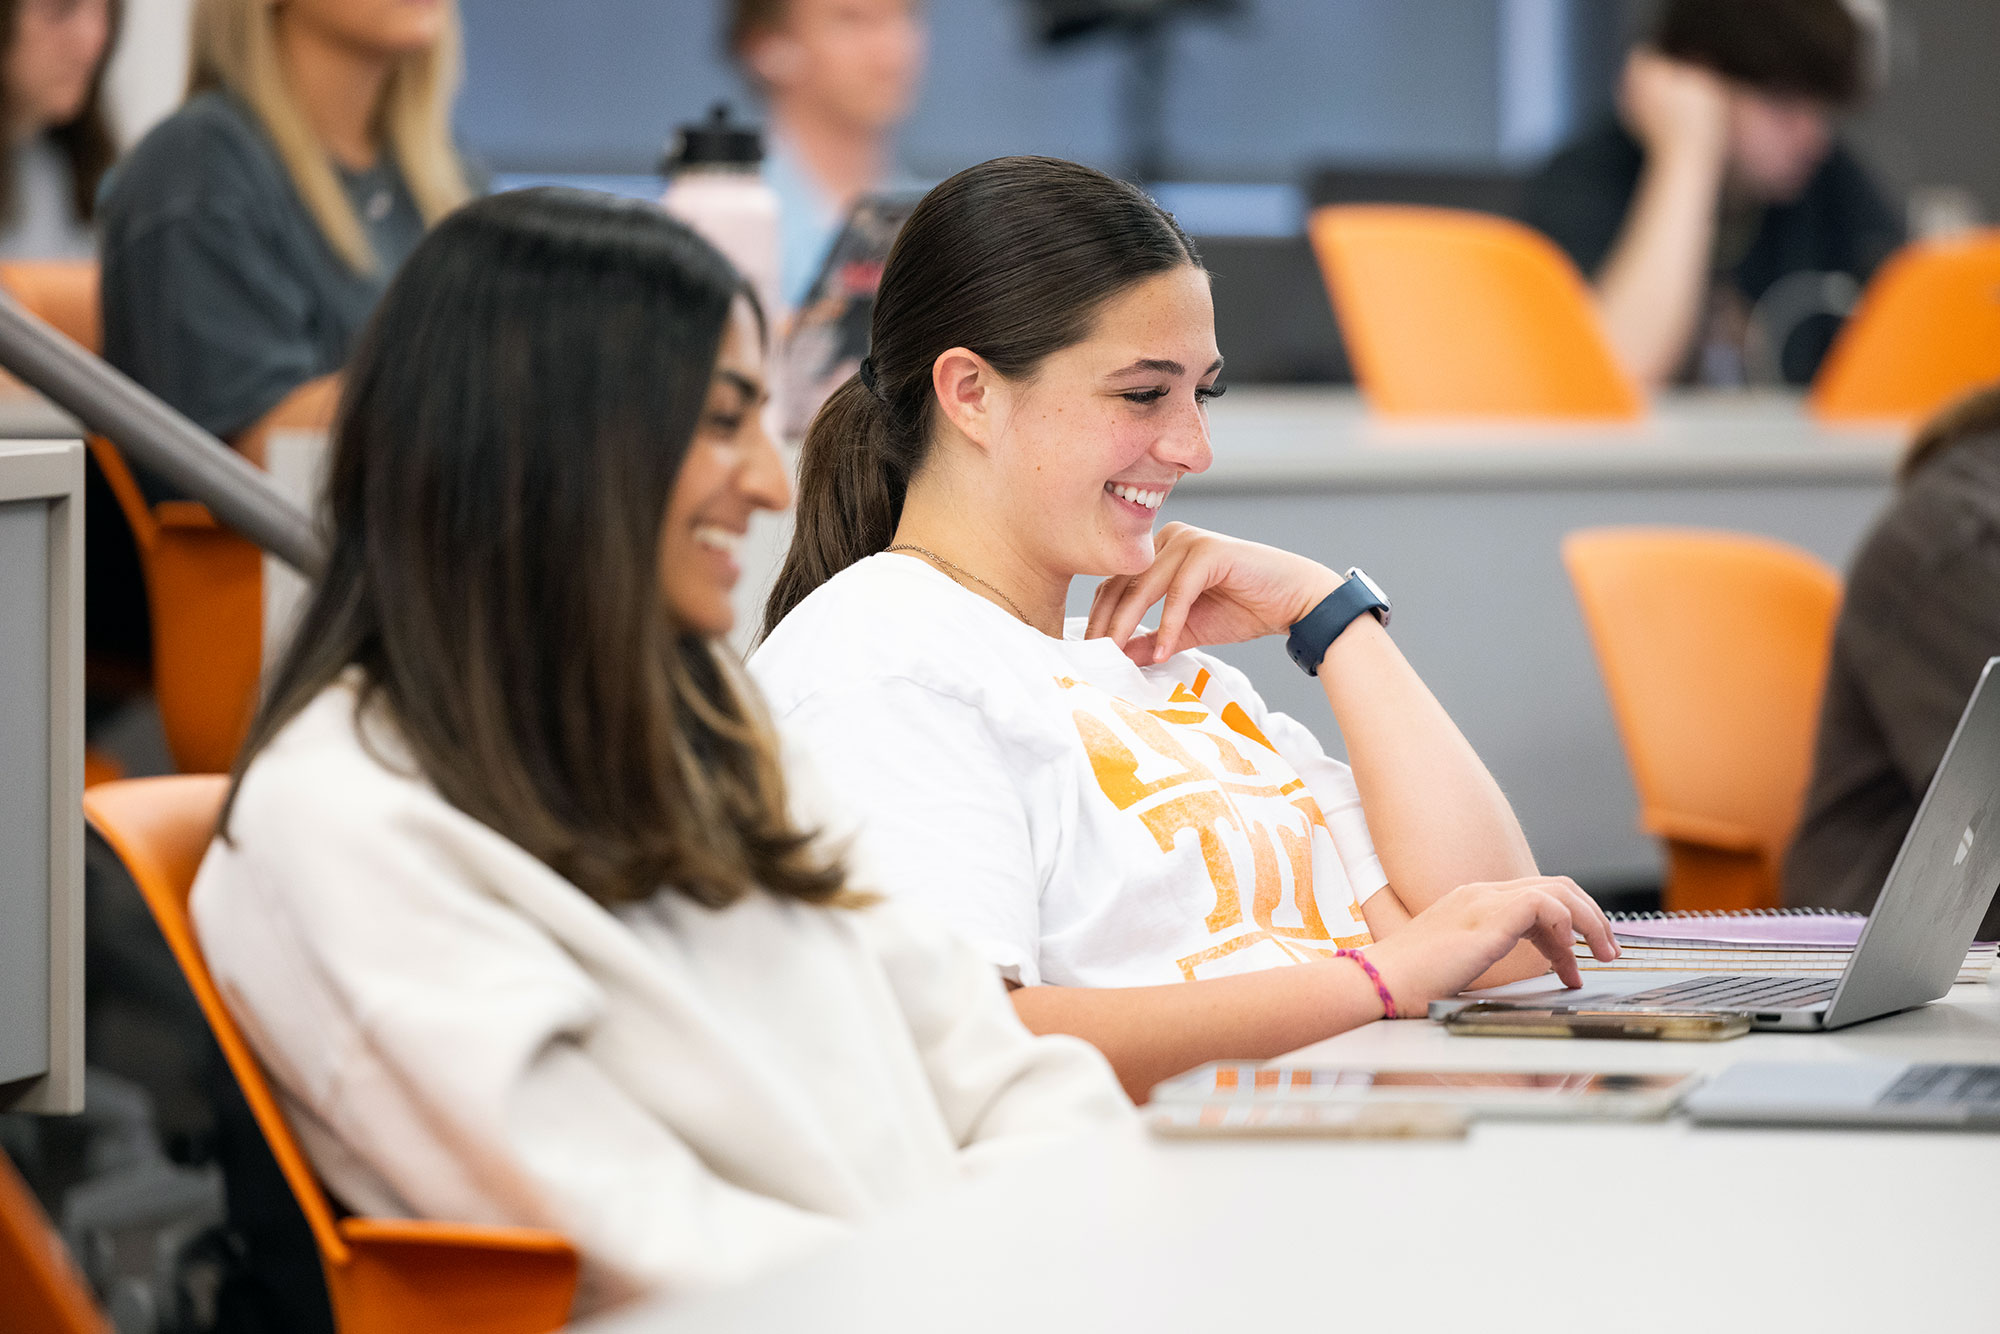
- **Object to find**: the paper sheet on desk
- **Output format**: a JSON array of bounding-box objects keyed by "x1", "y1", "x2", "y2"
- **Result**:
[{"x1": 1570, "y1": 941, "x2": 1995, "y2": 986}]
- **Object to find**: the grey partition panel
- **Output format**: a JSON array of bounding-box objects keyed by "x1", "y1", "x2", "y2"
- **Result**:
[
  {"x1": 0, "y1": 438, "x2": 84, "y2": 1114},
  {"x1": 0, "y1": 498, "x2": 50, "y2": 1083}
]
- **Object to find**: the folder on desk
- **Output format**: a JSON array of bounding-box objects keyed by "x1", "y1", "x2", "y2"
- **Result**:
[{"x1": 1574, "y1": 909, "x2": 1996, "y2": 986}]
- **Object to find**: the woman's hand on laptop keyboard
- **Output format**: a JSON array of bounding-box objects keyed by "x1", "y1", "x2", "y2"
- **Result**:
[{"x1": 1368, "y1": 876, "x2": 1619, "y2": 1006}]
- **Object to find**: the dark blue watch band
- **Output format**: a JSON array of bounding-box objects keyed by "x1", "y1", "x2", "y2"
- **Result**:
[{"x1": 1285, "y1": 570, "x2": 1390, "y2": 676}]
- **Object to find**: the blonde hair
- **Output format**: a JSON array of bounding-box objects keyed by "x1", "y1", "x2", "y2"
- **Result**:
[{"x1": 188, "y1": 0, "x2": 472, "y2": 273}]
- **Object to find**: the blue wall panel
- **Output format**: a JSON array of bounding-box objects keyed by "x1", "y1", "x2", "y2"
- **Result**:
[{"x1": 457, "y1": 0, "x2": 1541, "y2": 180}]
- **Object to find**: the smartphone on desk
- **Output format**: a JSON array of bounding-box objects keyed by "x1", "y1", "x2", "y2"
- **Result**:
[
  {"x1": 1444, "y1": 1004, "x2": 1750, "y2": 1042},
  {"x1": 1149, "y1": 1063, "x2": 1701, "y2": 1120},
  {"x1": 1146, "y1": 1100, "x2": 1471, "y2": 1139}
]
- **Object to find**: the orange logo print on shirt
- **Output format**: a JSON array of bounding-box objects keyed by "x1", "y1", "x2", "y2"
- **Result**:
[{"x1": 1059, "y1": 669, "x2": 1371, "y2": 980}]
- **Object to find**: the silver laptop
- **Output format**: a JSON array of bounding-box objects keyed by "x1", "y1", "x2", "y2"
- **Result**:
[
  {"x1": 1683, "y1": 1060, "x2": 2000, "y2": 1128},
  {"x1": 1432, "y1": 656, "x2": 2000, "y2": 1033}
]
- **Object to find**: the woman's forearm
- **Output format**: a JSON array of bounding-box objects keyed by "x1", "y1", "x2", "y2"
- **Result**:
[
  {"x1": 1316, "y1": 618, "x2": 1537, "y2": 911},
  {"x1": 1593, "y1": 146, "x2": 1724, "y2": 388},
  {"x1": 1008, "y1": 960, "x2": 1387, "y2": 1103}
]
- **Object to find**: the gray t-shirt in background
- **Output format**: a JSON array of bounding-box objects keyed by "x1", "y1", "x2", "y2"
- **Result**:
[{"x1": 98, "y1": 90, "x2": 426, "y2": 458}]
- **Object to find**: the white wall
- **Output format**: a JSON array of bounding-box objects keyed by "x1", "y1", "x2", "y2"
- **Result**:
[{"x1": 102, "y1": 0, "x2": 194, "y2": 148}]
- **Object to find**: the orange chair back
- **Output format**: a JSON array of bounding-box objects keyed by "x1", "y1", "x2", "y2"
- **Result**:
[
  {"x1": 81, "y1": 777, "x2": 579, "y2": 1334},
  {"x1": 0, "y1": 1152, "x2": 111, "y2": 1334},
  {"x1": 0, "y1": 263, "x2": 318, "y2": 775},
  {"x1": 0, "y1": 260, "x2": 100, "y2": 353},
  {"x1": 1811, "y1": 230, "x2": 2000, "y2": 425},
  {"x1": 1308, "y1": 205, "x2": 1643, "y2": 420},
  {"x1": 1563, "y1": 528, "x2": 1842, "y2": 912},
  {"x1": 75, "y1": 441, "x2": 264, "y2": 774},
  {"x1": 148, "y1": 503, "x2": 264, "y2": 774}
]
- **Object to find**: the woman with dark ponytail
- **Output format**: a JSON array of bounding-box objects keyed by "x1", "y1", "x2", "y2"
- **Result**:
[
  {"x1": 190, "y1": 188, "x2": 1128, "y2": 1314},
  {"x1": 752, "y1": 156, "x2": 1617, "y2": 1102}
]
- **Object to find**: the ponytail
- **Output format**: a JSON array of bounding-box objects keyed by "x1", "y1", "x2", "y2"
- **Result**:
[
  {"x1": 758, "y1": 156, "x2": 1198, "y2": 640},
  {"x1": 762, "y1": 374, "x2": 916, "y2": 636}
]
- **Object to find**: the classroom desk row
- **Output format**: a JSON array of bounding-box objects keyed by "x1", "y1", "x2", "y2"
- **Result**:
[{"x1": 575, "y1": 979, "x2": 2000, "y2": 1334}]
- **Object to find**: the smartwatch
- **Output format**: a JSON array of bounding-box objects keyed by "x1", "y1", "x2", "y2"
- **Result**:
[{"x1": 1285, "y1": 568, "x2": 1391, "y2": 676}]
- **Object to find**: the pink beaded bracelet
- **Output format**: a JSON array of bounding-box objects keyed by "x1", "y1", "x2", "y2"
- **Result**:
[{"x1": 1333, "y1": 948, "x2": 1399, "y2": 1020}]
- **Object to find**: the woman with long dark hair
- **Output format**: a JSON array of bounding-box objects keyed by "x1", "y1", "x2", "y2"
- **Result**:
[
  {"x1": 0, "y1": 0, "x2": 117, "y2": 258},
  {"x1": 190, "y1": 188, "x2": 1128, "y2": 1315},
  {"x1": 752, "y1": 156, "x2": 1618, "y2": 1100}
]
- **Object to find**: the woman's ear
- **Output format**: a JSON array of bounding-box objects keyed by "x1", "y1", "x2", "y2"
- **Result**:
[{"x1": 931, "y1": 347, "x2": 1001, "y2": 455}]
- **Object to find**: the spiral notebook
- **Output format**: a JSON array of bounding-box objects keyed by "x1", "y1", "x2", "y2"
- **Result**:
[{"x1": 1573, "y1": 909, "x2": 1996, "y2": 986}]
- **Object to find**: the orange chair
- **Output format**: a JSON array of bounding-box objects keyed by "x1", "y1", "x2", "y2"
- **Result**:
[
  {"x1": 81, "y1": 777, "x2": 580, "y2": 1333},
  {"x1": 148, "y1": 502, "x2": 266, "y2": 774},
  {"x1": 78, "y1": 437, "x2": 266, "y2": 774},
  {"x1": 0, "y1": 1151, "x2": 112, "y2": 1334},
  {"x1": 0, "y1": 259, "x2": 100, "y2": 352},
  {"x1": 1563, "y1": 528, "x2": 1842, "y2": 912},
  {"x1": 1308, "y1": 205, "x2": 1643, "y2": 420},
  {"x1": 0, "y1": 260, "x2": 264, "y2": 772},
  {"x1": 1811, "y1": 230, "x2": 2000, "y2": 425}
]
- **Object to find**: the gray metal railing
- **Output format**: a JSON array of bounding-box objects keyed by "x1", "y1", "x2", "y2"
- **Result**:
[{"x1": 0, "y1": 288, "x2": 325, "y2": 575}]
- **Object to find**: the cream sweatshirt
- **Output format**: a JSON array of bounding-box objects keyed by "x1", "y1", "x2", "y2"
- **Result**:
[{"x1": 190, "y1": 681, "x2": 1132, "y2": 1315}]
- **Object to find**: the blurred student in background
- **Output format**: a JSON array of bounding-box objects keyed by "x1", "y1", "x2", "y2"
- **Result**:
[
  {"x1": 0, "y1": 0, "x2": 117, "y2": 258},
  {"x1": 727, "y1": 0, "x2": 925, "y2": 309},
  {"x1": 98, "y1": 0, "x2": 471, "y2": 466},
  {"x1": 1523, "y1": 0, "x2": 1902, "y2": 389},
  {"x1": 193, "y1": 189, "x2": 1129, "y2": 1314},
  {"x1": 0, "y1": 0, "x2": 140, "y2": 697},
  {"x1": 755, "y1": 157, "x2": 1617, "y2": 1102},
  {"x1": 1786, "y1": 383, "x2": 2000, "y2": 944}
]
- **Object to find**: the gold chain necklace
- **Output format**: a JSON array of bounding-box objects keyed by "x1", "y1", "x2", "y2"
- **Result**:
[{"x1": 885, "y1": 544, "x2": 1034, "y2": 627}]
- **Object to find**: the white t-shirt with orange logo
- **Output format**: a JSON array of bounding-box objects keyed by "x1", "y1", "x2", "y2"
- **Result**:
[{"x1": 750, "y1": 554, "x2": 1389, "y2": 989}]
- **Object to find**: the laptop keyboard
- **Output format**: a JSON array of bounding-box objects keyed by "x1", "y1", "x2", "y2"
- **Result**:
[
  {"x1": 1601, "y1": 975, "x2": 1838, "y2": 1011},
  {"x1": 1879, "y1": 1064, "x2": 2000, "y2": 1108}
]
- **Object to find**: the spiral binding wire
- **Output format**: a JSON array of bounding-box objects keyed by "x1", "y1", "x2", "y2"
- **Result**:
[{"x1": 1606, "y1": 907, "x2": 1865, "y2": 923}]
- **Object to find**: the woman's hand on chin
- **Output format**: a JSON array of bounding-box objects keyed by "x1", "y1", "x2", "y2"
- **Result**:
[{"x1": 1085, "y1": 522, "x2": 1344, "y2": 665}]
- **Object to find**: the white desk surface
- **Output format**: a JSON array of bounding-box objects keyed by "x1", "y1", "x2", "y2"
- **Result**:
[
  {"x1": 1194, "y1": 388, "x2": 1903, "y2": 491},
  {"x1": 576, "y1": 982, "x2": 2000, "y2": 1334}
]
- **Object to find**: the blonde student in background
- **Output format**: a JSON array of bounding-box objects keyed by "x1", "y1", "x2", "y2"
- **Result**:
[
  {"x1": 191, "y1": 190, "x2": 1130, "y2": 1316},
  {"x1": 750, "y1": 156, "x2": 1619, "y2": 1103},
  {"x1": 98, "y1": 0, "x2": 473, "y2": 467}
]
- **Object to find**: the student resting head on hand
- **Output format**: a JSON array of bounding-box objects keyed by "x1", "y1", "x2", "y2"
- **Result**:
[
  {"x1": 189, "y1": 188, "x2": 1130, "y2": 1317},
  {"x1": 749, "y1": 156, "x2": 1619, "y2": 1102},
  {"x1": 1521, "y1": 0, "x2": 1900, "y2": 388}
]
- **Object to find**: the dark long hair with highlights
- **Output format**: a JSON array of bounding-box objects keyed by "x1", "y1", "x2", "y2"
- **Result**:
[
  {"x1": 761, "y1": 155, "x2": 1198, "y2": 638},
  {"x1": 227, "y1": 188, "x2": 844, "y2": 911}
]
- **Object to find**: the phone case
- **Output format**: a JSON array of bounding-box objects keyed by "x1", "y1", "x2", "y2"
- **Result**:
[
  {"x1": 1146, "y1": 1099, "x2": 1471, "y2": 1139},
  {"x1": 1443, "y1": 1005, "x2": 1751, "y2": 1041}
]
